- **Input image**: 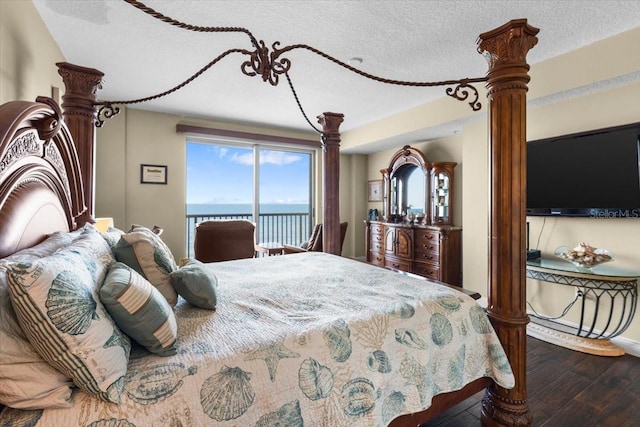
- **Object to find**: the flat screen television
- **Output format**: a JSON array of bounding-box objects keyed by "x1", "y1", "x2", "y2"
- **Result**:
[{"x1": 527, "y1": 122, "x2": 640, "y2": 218}]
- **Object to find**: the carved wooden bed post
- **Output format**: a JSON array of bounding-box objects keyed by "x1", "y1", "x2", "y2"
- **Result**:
[
  {"x1": 477, "y1": 19, "x2": 539, "y2": 427},
  {"x1": 56, "y1": 62, "x2": 104, "y2": 223},
  {"x1": 318, "y1": 112, "x2": 344, "y2": 255}
]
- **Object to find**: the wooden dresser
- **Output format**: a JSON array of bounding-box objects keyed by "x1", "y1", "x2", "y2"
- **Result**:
[{"x1": 365, "y1": 220, "x2": 462, "y2": 286}]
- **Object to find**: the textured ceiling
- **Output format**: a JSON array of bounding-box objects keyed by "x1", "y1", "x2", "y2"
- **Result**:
[{"x1": 33, "y1": 1, "x2": 640, "y2": 151}]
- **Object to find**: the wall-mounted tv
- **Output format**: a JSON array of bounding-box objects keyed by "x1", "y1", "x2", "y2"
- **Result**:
[{"x1": 527, "y1": 122, "x2": 640, "y2": 218}]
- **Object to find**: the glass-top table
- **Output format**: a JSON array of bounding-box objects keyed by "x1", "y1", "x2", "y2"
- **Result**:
[
  {"x1": 525, "y1": 257, "x2": 638, "y2": 355},
  {"x1": 526, "y1": 257, "x2": 640, "y2": 278}
]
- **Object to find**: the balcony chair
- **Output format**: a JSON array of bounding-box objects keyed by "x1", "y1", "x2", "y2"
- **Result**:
[
  {"x1": 194, "y1": 219, "x2": 256, "y2": 262},
  {"x1": 283, "y1": 222, "x2": 348, "y2": 255}
]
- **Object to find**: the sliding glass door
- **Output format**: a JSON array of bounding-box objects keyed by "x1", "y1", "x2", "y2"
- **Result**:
[
  {"x1": 257, "y1": 148, "x2": 312, "y2": 245},
  {"x1": 186, "y1": 140, "x2": 314, "y2": 255}
]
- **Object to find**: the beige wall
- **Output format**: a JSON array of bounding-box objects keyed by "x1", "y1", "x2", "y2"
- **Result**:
[
  {"x1": 0, "y1": 0, "x2": 66, "y2": 104},
  {"x1": 340, "y1": 154, "x2": 368, "y2": 256}
]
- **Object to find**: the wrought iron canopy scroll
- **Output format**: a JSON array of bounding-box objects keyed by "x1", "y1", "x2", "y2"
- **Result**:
[{"x1": 95, "y1": 0, "x2": 487, "y2": 131}]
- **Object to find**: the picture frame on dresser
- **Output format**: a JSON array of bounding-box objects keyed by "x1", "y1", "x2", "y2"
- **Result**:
[{"x1": 368, "y1": 179, "x2": 383, "y2": 202}]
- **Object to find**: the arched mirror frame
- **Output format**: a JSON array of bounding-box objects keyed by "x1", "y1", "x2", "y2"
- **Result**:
[{"x1": 381, "y1": 145, "x2": 430, "y2": 223}]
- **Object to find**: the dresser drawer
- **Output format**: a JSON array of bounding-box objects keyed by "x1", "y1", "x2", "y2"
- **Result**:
[
  {"x1": 415, "y1": 230, "x2": 440, "y2": 252},
  {"x1": 415, "y1": 238, "x2": 439, "y2": 254},
  {"x1": 385, "y1": 257, "x2": 412, "y2": 273},
  {"x1": 414, "y1": 251, "x2": 440, "y2": 263},
  {"x1": 370, "y1": 223, "x2": 385, "y2": 234},
  {"x1": 369, "y1": 231, "x2": 384, "y2": 246},
  {"x1": 368, "y1": 252, "x2": 385, "y2": 267},
  {"x1": 370, "y1": 240, "x2": 384, "y2": 252},
  {"x1": 413, "y1": 262, "x2": 441, "y2": 281}
]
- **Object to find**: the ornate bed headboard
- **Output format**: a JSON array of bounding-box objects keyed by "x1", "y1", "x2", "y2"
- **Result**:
[{"x1": 0, "y1": 97, "x2": 87, "y2": 258}]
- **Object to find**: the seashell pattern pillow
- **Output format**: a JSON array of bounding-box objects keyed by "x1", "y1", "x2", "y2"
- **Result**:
[
  {"x1": 100, "y1": 262, "x2": 178, "y2": 356},
  {"x1": 169, "y1": 258, "x2": 218, "y2": 310},
  {"x1": 0, "y1": 230, "x2": 82, "y2": 409},
  {"x1": 4, "y1": 230, "x2": 131, "y2": 404},
  {"x1": 114, "y1": 225, "x2": 178, "y2": 305}
]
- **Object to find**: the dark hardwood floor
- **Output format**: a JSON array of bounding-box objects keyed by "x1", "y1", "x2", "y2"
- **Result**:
[{"x1": 422, "y1": 336, "x2": 640, "y2": 427}]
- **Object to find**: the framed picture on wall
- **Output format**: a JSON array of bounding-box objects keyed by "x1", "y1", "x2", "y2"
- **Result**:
[
  {"x1": 140, "y1": 164, "x2": 168, "y2": 184},
  {"x1": 368, "y1": 180, "x2": 383, "y2": 202}
]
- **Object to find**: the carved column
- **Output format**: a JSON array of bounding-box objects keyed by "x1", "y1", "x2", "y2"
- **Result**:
[
  {"x1": 57, "y1": 62, "x2": 104, "y2": 223},
  {"x1": 317, "y1": 112, "x2": 344, "y2": 255},
  {"x1": 477, "y1": 20, "x2": 539, "y2": 427}
]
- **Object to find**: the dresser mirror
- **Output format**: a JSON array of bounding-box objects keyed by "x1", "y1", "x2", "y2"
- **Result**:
[
  {"x1": 381, "y1": 145, "x2": 429, "y2": 222},
  {"x1": 406, "y1": 167, "x2": 426, "y2": 214}
]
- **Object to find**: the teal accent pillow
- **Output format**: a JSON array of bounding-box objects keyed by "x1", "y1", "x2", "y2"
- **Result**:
[
  {"x1": 100, "y1": 262, "x2": 178, "y2": 356},
  {"x1": 100, "y1": 227, "x2": 125, "y2": 253},
  {"x1": 114, "y1": 225, "x2": 178, "y2": 305},
  {"x1": 4, "y1": 230, "x2": 130, "y2": 404},
  {"x1": 169, "y1": 258, "x2": 218, "y2": 310}
]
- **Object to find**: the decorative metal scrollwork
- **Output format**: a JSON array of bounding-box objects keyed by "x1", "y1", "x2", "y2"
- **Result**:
[
  {"x1": 241, "y1": 41, "x2": 292, "y2": 86},
  {"x1": 446, "y1": 79, "x2": 482, "y2": 111},
  {"x1": 96, "y1": 103, "x2": 121, "y2": 128},
  {"x1": 95, "y1": 0, "x2": 488, "y2": 130}
]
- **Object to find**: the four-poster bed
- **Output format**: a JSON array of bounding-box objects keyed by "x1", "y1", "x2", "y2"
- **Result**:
[{"x1": 0, "y1": 19, "x2": 537, "y2": 427}]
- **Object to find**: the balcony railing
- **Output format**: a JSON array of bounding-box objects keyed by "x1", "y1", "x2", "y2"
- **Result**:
[{"x1": 186, "y1": 212, "x2": 311, "y2": 257}]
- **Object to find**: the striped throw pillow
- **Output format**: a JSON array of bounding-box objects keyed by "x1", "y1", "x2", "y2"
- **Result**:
[
  {"x1": 114, "y1": 225, "x2": 178, "y2": 305},
  {"x1": 100, "y1": 262, "x2": 178, "y2": 356}
]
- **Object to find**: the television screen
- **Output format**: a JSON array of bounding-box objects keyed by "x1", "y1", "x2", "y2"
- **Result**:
[{"x1": 527, "y1": 123, "x2": 640, "y2": 217}]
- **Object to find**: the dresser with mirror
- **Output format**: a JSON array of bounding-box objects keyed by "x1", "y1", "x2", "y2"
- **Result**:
[{"x1": 365, "y1": 145, "x2": 462, "y2": 286}]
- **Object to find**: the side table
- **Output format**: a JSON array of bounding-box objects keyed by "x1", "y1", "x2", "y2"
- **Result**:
[
  {"x1": 526, "y1": 257, "x2": 638, "y2": 356},
  {"x1": 255, "y1": 242, "x2": 285, "y2": 256}
]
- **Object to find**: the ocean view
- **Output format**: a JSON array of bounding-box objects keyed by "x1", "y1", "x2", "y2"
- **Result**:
[
  {"x1": 185, "y1": 203, "x2": 312, "y2": 256},
  {"x1": 187, "y1": 203, "x2": 310, "y2": 215}
]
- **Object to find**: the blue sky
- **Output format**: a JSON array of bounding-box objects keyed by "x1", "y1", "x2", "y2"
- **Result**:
[{"x1": 186, "y1": 142, "x2": 311, "y2": 204}]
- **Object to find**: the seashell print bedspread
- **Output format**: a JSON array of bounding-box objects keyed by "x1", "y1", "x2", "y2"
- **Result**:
[{"x1": 1, "y1": 252, "x2": 514, "y2": 427}]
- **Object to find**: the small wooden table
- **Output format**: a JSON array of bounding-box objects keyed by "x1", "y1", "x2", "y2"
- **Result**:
[{"x1": 255, "y1": 242, "x2": 285, "y2": 256}]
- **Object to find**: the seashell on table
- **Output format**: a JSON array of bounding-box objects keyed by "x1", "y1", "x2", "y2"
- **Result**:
[{"x1": 555, "y1": 243, "x2": 613, "y2": 268}]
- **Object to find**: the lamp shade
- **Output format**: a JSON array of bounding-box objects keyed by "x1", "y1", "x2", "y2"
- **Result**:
[{"x1": 94, "y1": 217, "x2": 114, "y2": 232}]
